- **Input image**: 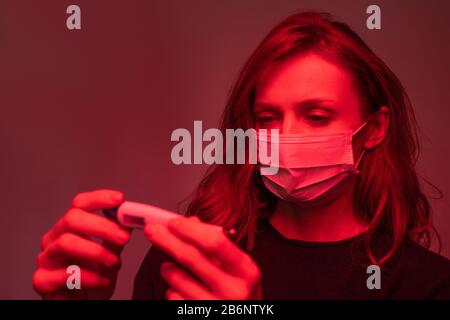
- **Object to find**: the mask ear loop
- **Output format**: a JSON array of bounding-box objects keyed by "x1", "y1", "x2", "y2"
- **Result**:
[
  {"x1": 354, "y1": 148, "x2": 366, "y2": 174},
  {"x1": 352, "y1": 120, "x2": 369, "y2": 175},
  {"x1": 353, "y1": 120, "x2": 369, "y2": 136}
]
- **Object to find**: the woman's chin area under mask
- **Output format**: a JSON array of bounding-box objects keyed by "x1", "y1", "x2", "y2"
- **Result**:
[{"x1": 268, "y1": 178, "x2": 369, "y2": 243}]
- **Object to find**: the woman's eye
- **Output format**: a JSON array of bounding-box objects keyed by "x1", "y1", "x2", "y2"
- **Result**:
[
  {"x1": 256, "y1": 116, "x2": 276, "y2": 124},
  {"x1": 259, "y1": 117, "x2": 274, "y2": 123},
  {"x1": 306, "y1": 114, "x2": 330, "y2": 123}
]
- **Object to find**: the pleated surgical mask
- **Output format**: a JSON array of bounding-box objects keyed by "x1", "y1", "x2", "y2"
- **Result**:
[{"x1": 258, "y1": 122, "x2": 367, "y2": 207}]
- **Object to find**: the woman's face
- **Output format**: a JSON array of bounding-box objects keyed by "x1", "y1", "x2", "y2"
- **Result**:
[{"x1": 254, "y1": 53, "x2": 366, "y2": 134}]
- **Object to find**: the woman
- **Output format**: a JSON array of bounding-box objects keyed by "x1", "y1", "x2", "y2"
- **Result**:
[{"x1": 33, "y1": 11, "x2": 450, "y2": 300}]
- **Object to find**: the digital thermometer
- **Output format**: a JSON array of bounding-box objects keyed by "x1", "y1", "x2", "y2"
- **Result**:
[
  {"x1": 103, "y1": 201, "x2": 180, "y2": 228},
  {"x1": 103, "y1": 201, "x2": 236, "y2": 238}
]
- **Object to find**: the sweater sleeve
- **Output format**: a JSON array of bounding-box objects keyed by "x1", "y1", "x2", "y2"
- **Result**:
[{"x1": 132, "y1": 245, "x2": 171, "y2": 300}]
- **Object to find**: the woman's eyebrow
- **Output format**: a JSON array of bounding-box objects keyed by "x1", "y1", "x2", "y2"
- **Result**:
[
  {"x1": 253, "y1": 102, "x2": 281, "y2": 113},
  {"x1": 254, "y1": 99, "x2": 337, "y2": 113},
  {"x1": 294, "y1": 99, "x2": 337, "y2": 113}
]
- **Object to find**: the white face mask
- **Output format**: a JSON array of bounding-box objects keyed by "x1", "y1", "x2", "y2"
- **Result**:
[{"x1": 259, "y1": 122, "x2": 367, "y2": 207}]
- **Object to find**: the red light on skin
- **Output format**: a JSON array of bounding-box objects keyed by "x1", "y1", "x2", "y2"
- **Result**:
[
  {"x1": 143, "y1": 216, "x2": 263, "y2": 300},
  {"x1": 103, "y1": 201, "x2": 236, "y2": 240}
]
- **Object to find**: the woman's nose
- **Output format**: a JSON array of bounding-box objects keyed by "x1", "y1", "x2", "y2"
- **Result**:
[{"x1": 280, "y1": 114, "x2": 304, "y2": 134}]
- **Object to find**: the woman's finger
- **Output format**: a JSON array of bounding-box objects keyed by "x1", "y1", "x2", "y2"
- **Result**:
[
  {"x1": 166, "y1": 288, "x2": 186, "y2": 300},
  {"x1": 161, "y1": 262, "x2": 216, "y2": 300},
  {"x1": 32, "y1": 267, "x2": 110, "y2": 297},
  {"x1": 167, "y1": 217, "x2": 260, "y2": 280},
  {"x1": 144, "y1": 223, "x2": 235, "y2": 293},
  {"x1": 70, "y1": 189, "x2": 124, "y2": 212},
  {"x1": 38, "y1": 233, "x2": 120, "y2": 271},
  {"x1": 41, "y1": 208, "x2": 130, "y2": 250}
]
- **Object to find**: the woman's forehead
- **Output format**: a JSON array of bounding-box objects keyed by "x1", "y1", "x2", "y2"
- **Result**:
[{"x1": 255, "y1": 53, "x2": 360, "y2": 108}]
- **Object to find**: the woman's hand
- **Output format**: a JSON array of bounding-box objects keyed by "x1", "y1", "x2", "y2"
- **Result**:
[
  {"x1": 144, "y1": 216, "x2": 262, "y2": 300},
  {"x1": 32, "y1": 189, "x2": 131, "y2": 299}
]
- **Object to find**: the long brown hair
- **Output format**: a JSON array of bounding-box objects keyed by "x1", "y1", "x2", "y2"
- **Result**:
[{"x1": 183, "y1": 11, "x2": 439, "y2": 265}]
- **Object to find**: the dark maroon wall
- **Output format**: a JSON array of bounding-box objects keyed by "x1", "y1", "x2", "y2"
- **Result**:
[{"x1": 1, "y1": 0, "x2": 449, "y2": 299}]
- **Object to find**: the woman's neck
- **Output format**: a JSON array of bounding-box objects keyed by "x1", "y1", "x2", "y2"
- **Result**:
[{"x1": 268, "y1": 179, "x2": 368, "y2": 242}]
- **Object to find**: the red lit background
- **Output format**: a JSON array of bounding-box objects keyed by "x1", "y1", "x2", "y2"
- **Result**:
[{"x1": 0, "y1": 0, "x2": 449, "y2": 299}]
